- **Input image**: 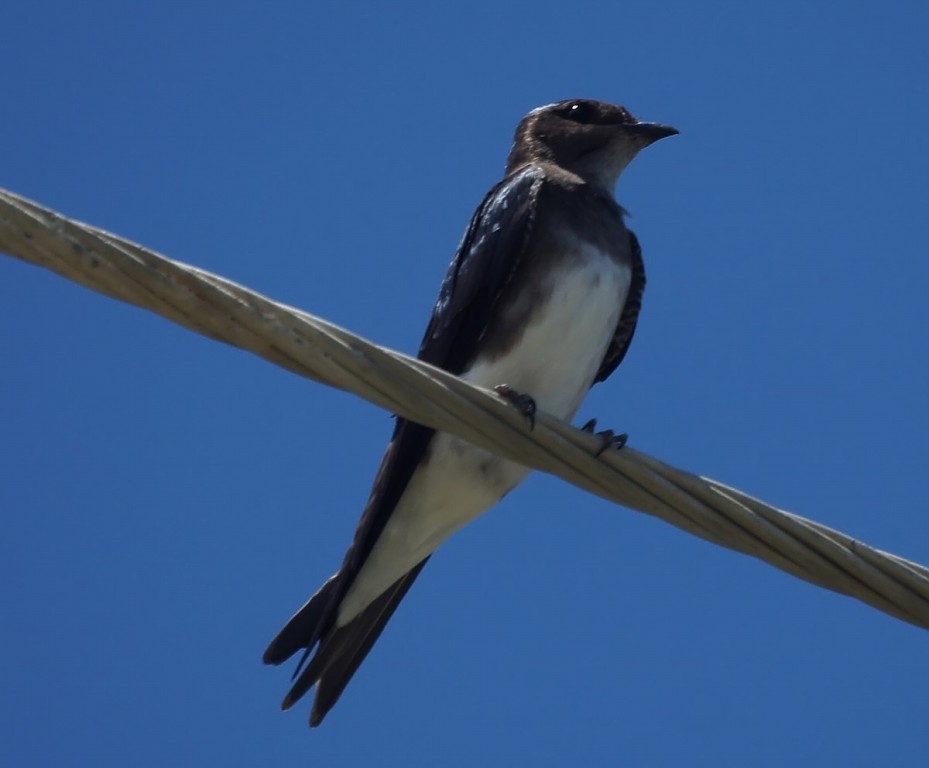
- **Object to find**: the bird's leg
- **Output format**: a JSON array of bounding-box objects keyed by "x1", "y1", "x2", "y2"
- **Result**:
[
  {"x1": 494, "y1": 384, "x2": 537, "y2": 430},
  {"x1": 581, "y1": 418, "x2": 628, "y2": 457}
]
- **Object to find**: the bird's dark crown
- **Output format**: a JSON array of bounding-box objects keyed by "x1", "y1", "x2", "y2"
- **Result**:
[{"x1": 544, "y1": 99, "x2": 638, "y2": 127}]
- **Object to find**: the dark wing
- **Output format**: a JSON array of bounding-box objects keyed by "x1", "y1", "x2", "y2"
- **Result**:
[
  {"x1": 263, "y1": 165, "x2": 544, "y2": 726},
  {"x1": 594, "y1": 229, "x2": 646, "y2": 383},
  {"x1": 417, "y1": 164, "x2": 544, "y2": 371}
]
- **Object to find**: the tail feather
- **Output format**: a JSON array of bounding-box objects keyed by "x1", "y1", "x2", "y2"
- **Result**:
[
  {"x1": 308, "y1": 560, "x2": 428, "y2": 725},
  {"x1": 269, "y1": 559, "x2": 429, "y2": 727},
  {"x1": 262, "y1": 575, "x2": 340, "y2": 666}
]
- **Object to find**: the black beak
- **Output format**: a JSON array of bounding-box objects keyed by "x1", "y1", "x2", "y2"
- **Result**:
[{"x1": 623, "y1": 122, "x2": 679, "y2": 142}]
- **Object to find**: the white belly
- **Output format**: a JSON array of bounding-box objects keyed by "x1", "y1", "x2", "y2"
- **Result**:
[{"x1": 337, "y1": 247, "x2": 630, "y2": 624}]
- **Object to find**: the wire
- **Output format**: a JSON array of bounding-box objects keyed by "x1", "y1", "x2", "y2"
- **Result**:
[{"x1": 2, "y1": 187, "x2": 928, "y2": 630}]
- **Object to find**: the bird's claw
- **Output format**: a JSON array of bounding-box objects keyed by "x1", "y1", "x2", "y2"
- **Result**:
[
  {"x1": 494, "y1": 384, "x2": 537, "y2": 430},
  {"x1": 581, "y1": 418, "x2": 628, "y2": 456}
]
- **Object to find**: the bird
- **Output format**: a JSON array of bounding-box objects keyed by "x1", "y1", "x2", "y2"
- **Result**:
[{"x1": 263, "y1": 99, "x2": 677, "y2": 726}]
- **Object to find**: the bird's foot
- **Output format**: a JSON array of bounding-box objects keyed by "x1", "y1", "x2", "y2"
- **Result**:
[
  {"x1": 581, "y1": 418, "x2": 628, "y2": 457},
  {"x1": 494, "y1": 384, "x2": 537, "y2": 430}
]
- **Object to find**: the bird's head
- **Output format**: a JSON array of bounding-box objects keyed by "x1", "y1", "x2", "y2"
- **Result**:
[{"x1": 506, "y1": 99, "x2": 678, "y2": 190}]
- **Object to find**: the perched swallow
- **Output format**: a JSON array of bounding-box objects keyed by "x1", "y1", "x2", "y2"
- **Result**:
[{"x1": 263, "y1": 99, "x2": 677, "y2": 726}]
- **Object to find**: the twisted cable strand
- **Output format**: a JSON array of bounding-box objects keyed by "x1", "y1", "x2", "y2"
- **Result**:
[{"x1": 3, "y1": 187, "x2": 927, "y2": 630}]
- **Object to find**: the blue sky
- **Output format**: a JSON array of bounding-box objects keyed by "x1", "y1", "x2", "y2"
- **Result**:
[{"x1": 2, "y1": 1, "x2": 928, "y2": 765}]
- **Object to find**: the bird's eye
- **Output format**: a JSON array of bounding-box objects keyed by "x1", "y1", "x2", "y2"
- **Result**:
[{"x1": 561, "y1": 101, "x2": 597, "y2": 124}]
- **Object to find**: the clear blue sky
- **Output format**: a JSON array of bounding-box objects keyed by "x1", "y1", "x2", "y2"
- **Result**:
[{"x1": 2, "y1": 2, "x2": 928, "y2": 765}]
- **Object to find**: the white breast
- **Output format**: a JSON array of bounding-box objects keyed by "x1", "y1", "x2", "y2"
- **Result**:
[
  {"x1": 463, "y1": 244, "x2": 631, "y2": 418},
  {"x1": 336, "y1": 245, "x2": 631, "y2": 624}
]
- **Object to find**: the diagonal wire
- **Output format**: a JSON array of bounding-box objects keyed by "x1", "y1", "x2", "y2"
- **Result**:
[{"x1": 2, "y1": 187, "x2": 928, "y2": 630}]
